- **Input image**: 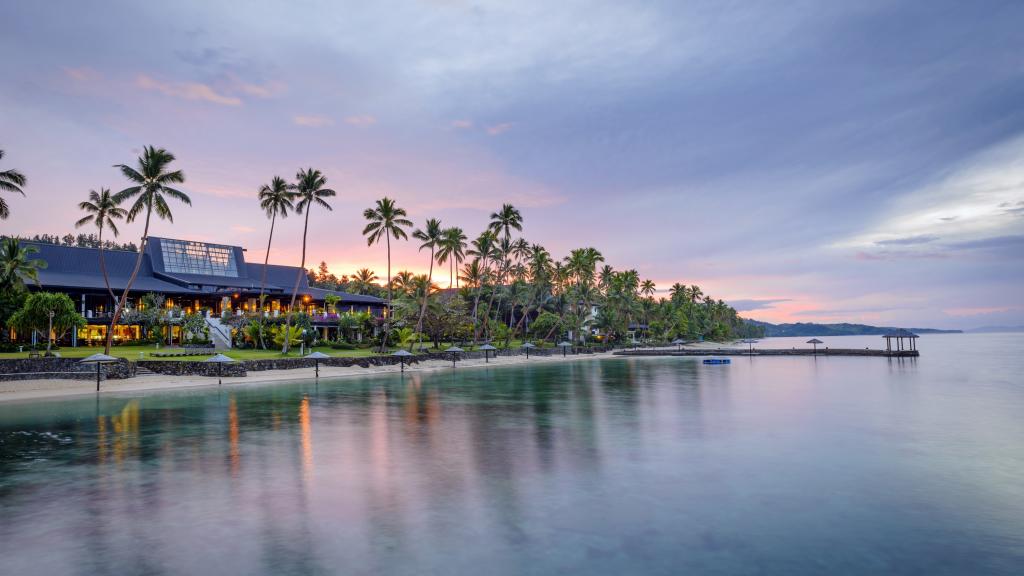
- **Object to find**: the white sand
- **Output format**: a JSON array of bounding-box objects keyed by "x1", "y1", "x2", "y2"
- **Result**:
[{"x1": 0, "y1": 350, "x2": 620, "y2": 403}]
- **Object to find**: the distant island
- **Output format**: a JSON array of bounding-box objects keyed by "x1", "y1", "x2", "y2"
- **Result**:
[{"x1": 744, "y1": 320, "x2": 962, "y2": 338}]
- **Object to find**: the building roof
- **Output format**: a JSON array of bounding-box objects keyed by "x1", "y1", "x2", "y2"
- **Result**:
[
  {"x1": 882, "y1": 329, "x2": 919, "y2": 338},
  {"x1": 22, "y1": 239, "x2": 384, "y2": 305}
]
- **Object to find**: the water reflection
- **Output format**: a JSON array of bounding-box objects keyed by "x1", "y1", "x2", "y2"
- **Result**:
[{"x1": 1, "y1": 337, "x2": 1023, "y2": 575}]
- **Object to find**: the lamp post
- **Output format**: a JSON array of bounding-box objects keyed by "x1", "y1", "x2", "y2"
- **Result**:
[{"x1": 47, "y1": 310, "x2": 54, "y2": 355}]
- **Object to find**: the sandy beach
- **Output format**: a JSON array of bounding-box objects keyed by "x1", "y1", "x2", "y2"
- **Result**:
[{"x1": 0, "y1": 350, "x2": 622, "y2": 403}]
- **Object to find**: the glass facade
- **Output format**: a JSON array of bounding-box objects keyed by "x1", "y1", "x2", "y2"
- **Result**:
[{"x1": 160, "y1": 239, "x2": 239, "y2": 277}]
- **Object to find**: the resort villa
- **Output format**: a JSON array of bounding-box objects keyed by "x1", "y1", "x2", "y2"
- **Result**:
[{"x1": 17, "y1": 237, "x2": 386, "y2": 347}]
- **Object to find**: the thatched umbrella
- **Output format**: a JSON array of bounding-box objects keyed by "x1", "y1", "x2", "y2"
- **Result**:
[
  {"x1": 740, "y1": 339, "x2": 759, "y2": 354},
  {"x1": 806, "y1": 338, "x2": 823, "y2": 355},
  {"x1": 478, "y1": 344, "x2": 497, "y2": 363},
  {"x1": 521, "y1": 342, "x2": 536, "y2": 359},
  {"x1": 204, "y1": 353, "x2": 236, "y2": 385},
  {"x1": 671, "y1": 338, "x2": 685, "y2": 351},
  {"x1": 80, "y1": 353, "x2": 118, "y2": 392},
  {"x1": 305, "y1": 351, "x2": 330, "y2": 378},
  {"x1": 557, "y1": 341, "x2": 572, "y2": 357},
  {"x1": 392, "y1": 349, "x2": 413, "y2": 372},
  {"x1": 445, "y1": 346, "x2": 464, "y2": 368}
]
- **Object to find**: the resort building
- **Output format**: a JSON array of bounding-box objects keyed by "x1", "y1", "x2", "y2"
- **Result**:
[{"x1": 21, "y1": 237, "x2": 385, "y2": 346}]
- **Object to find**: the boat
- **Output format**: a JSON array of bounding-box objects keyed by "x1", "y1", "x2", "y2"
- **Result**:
[{"x1": 703, "y1": 358, "x2": 731, "y2": 365}]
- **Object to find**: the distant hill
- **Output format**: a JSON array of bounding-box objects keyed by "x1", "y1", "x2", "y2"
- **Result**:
[
  {"x1": 966, "y1": 325, "x2": 1024, "y2": 333},
  {"x1": 744, "y1": 320, "x2": 962, "y2": 338}
]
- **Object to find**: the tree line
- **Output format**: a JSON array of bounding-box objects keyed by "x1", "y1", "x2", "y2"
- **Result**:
[{"x1": 0, "y1": 145, "x2": 764, "y2": 355}]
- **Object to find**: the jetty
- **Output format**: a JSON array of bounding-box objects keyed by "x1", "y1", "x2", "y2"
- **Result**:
[{"x1": 615, "y1": 348, "x2": 918, "y2": 358}]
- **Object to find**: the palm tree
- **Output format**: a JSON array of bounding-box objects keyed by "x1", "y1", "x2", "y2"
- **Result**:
[
  {"x1": 256, "y1": 176, "x2": 296, "y2": 349},
  {"x1": 489, "y1": 203, "x2": 523, "y2": 241},
  {"x1": 436, "y1": 227, "x2": 467, "y2": 289},
  {"x1": 412, "y1": 218, "x2": 443, "y2": 336},
  {"x1": 640, "y1": 279, "x2": 656, "y2": 299},
  {"x1": 110, "y1": 146, "x2": 189, "y2": 352},
  {"x1": 468, "y1": 230, "x2": 497, "y2": 341},
  {"x1": 0, "y1": 150, "x2": 26, "y2": 220},
  {"x1": 351, "y1": 268, "x2": 379, "y2": 295},
  {"x1": 0, "y1": 238, "x2": 45, "y2": 290},
  {"x1": 362, "y1": 197, "x2": 412, "y2": 351},
  {"x1": 283, "y1": 168, "x2": 335, "y2": 354},
  {"x1": 75, "y1": 189, "x2": 126, "y2": 354}
]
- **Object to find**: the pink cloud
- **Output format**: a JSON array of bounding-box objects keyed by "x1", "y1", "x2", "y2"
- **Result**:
[
  {"x1": 136, "y1": 74, "x2": 242, "y2": 106},
  {"x1": 451, "y1": 119, "x2": 473, "y2": 129},
  {"x1": 63, "y1": 66, "x2": 99, "y2": 82},
  {"x1": 293, "y1": 115, "x2": 334, "y2": 127},
  {"x1": 486, "y1": 123, "x2": 513, "y2": 136},
  {"x1": 344, "y1": 115, "x2": 377, "y2": 126}
]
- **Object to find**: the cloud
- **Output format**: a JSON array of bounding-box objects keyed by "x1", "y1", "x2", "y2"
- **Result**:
[
  {"x1": 233, "y1": 79, "x2": 287, "y2": 99},
  {"x1": 875, "y1": 234, "x2": 939, "y2": 246},
  {"x1": 63, "y1": 66, "x2": 99, "y2": 82},
  {"x1": 451, "y1": 119, "x2": 473, "y2": 129},
  {"x1": 135, "y1": 74, "x2": 242, "y2": 106},
  {"x1": 486, "y1": 123, "x2": 513, "y2": 136},
  {"x1": 293, "y1": 115, "x2": 334, "y2": 127},
  {"x1": 728, "y1": 298, "x2": 792, "y2": 312},
  {"x1": 343, "y1": 115, "x2": 377, "y2": 126},
  {"x1": 231, "y1": 225, "x2": 256, "y2": 233}
]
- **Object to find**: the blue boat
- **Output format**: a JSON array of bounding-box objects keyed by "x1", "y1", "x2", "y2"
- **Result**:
[{"x1": 703, "y1": 358, "x2": 731, "y2": 365}]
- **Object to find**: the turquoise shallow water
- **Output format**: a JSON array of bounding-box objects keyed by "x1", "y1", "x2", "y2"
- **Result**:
[{"x1": 1, "y1": 333, "x2": 1022, "y2": 575}]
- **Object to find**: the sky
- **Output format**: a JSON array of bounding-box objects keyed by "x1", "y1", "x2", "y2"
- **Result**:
[{"x1": 1, "y1": 0, "x2": 1022, "y2": 330}]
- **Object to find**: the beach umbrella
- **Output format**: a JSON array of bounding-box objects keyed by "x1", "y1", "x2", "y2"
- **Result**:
[
  {"x1": 521, "y1": 342, "x2": 536, "y2": 359},
  {"x1": 445, "y1": 346, "x2": 464, "y2": 367},
  {"x1": 671, "y1": 338, "x2": 684, "y2": 351},
  {"x1": 305, "y1": 351, "x2": 330, "y2": 378},
  {"x1": 478, "y1": 344, "x2": 497, "y2": 363},
  {"x1": 392, "y1": 349, "x2": 413, "y2": 372},
  {"x1": 558, "y1": 341, "x2": 572, "y2": 357},
  {"x1": 80, "y1": 353, "x2": 118, "y2": 392},
  {"x1": 806, "y1": 338, "x2": 823, "y2": 355},
  {"x1": 741, "y1": 339, "x2": 759, "y2": 354},
  {"x1": 204, "y1": 353, "x2": 236, "y2": 385}
]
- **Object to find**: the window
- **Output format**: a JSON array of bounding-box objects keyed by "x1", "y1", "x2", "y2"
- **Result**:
[{"x1": 160, "y1": 239, "x2": 239, "y2": 277}]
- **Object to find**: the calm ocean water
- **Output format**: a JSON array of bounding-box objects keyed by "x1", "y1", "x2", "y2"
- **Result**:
[{"x1": 1, "y1": 333, "x2": 1022, "y2": 575}]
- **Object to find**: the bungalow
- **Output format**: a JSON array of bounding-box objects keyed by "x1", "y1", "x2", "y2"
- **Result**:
[{"x1": 20, "y1": 237, "x2": 385, "y2": 346}]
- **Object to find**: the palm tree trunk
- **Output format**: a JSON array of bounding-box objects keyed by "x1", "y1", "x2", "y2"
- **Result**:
[
  {"x1": 283, "y1": 209, "x2": 310, "y2": 354},
  {"x1": 471, "y1": 256, "x2": 487, "y2": 342},
  {"x1": 415, "y1": 247, "x2": 434, "y2": 336},
  {"x1": 380, "y1": 234, "x2": 392, "y2": 352},
  {"x1": 96, "y1": 228, "x2": 117, "y2": 354},
  {"x1": 258, "y1": 212, "x2": 277, "y2": 350},
  {"x1": 107, "y1": 207, "x2": 152, "y2": 353}
]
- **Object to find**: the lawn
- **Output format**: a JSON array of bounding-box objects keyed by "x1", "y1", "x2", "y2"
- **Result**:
[{"x1": 0, "y1": 340, "x2": 559, "y2": 361}]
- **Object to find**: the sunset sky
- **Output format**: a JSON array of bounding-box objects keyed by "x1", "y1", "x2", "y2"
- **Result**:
[{"x1": 2, "y1": 1, "x2": 1022, "y2": 330}]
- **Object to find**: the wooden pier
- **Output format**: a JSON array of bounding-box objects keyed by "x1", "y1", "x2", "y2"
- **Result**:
[{"x1": 614, "y1": 348, "x2": 919, "y2": 358}]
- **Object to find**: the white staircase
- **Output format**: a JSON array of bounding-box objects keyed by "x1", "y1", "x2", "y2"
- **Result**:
[{"x1": 205, "y1": 317, "x2": 233, "y2": 349}]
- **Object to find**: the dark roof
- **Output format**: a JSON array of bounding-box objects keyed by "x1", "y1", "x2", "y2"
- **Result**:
[
  {"x1": 23, "y1": 241, "x2": 385, "y2": 304},
  {"x1": 305, "y1": 286, "x2": 384, "y2": 304},
  {"x1": 883, "y1": 329, "x2": 919, "y2": 338},
  {"x1": 23, "y1": 242, "x2": 195, "y2": 294}
]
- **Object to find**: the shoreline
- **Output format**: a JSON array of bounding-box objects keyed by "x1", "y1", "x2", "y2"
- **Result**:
[{"x1": 0, "y1": 350, "x2": 622, "y2": 404}]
